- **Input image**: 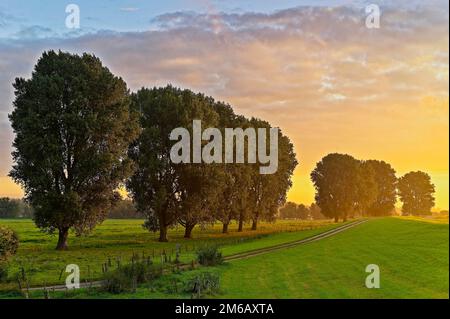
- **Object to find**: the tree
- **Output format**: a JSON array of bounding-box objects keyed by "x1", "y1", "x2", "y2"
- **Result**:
[
  {"x1": 0, "y1": 198, "x2": 20, "y2": 218},
  {"x1": 127, "y1": 86, "x2": 183, "y2": 242},
  {"x1": 398, "y1": 171, "x2": 435, "y2": 216},
  {"x1": 309, "y1": 202, "x2": 325, "y2": 220},
  {"x1": 279, "y1": 202, "x2": 309, "y2": 219},
  {"x1": 297, "y1": 204, "x2": 310, "y2": 220},
  {"x1": 354, "y1": 161, "x2": 378, "y2": 217},
  {"x1": 364, "y1": 160, "x2": 397, "y2": 216},
  {"x1": 108, "y1": 199, "x2": 141, "y2": 219},
  {"x1": 215, "y1": 163, "x2": 252, "y2": 233},
  {"x1": 175, "y1": 98, "x2": 228, "y2": 238},
  {"x1": 311, "y1": 153, "x2": 360, "y2": 222},
  {"x1": 9, "y1": 51, "x2": 139, "y2": 250},
  {"x1": 212, "y1": 111, "x2": 253, "y2": 233},
  {"x1": 248, "y1": 119, "x2": 297, "y2": 230},
  {"x1": 0, "y1": 198, "x2": 33, "y2": 218},
  {"x1": 127, "y1": 86, "x2": 221, "y2": 241},
  {"x1": 279, "y1": 202, "x2": 297, "y2": 219},
  {"x1": 177, "y1": 164, "x2": 225, "y2": 238}
]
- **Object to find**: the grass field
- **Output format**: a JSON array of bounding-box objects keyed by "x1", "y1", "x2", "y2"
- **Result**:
[
  {"x1": 0, "y1": 217, "x2": 448, "y2": 299},
  {"x1": 217, "y1": 218, "x2": 449, "y2": 298},
  {"x1": 0, "y1": 218, "x2": 339, "y2": 289}
]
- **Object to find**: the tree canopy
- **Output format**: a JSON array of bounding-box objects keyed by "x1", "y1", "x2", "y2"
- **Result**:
[
  {"x1": 311, "y1": 154, "x2": 400, "y2": 222},
  {"x1": 127, "y1": 85, "x2": 297, "y2": 241},
  {"x1": 398, "y1": 171, "x2": 435, "y2": 216},
  {"x1": 9, "y1": 50, "x2": 140, "y2": 249}
]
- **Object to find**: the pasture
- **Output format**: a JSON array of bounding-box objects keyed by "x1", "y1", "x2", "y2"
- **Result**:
[
  {"x1": 0, "y1": 218, "x2": 338, "y2": 292},
  {"x1": 0, "y1": 217, "x2": 448, "y2": 299}
]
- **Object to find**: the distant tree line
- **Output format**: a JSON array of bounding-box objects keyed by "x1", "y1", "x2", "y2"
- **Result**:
[
  {"x1": 108, "y1": 199, "x2": 142, "y2": 219},
  {"x1": 279, "y1": 202, "x2": 325, "y2": 220},
  {"x1": 9, "y1": 51, "x2": 297, "y2": 248},
  {"x1": 310, "y1": 153, "x2": 435, "y2": 222},
  {"x1": 0, "y1": 198, "x2": 33, "y2": 218}
]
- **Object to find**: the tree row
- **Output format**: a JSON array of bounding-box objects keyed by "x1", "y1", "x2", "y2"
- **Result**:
[{"x1": 9, "y1": 51, "x2": 297, "y2": 248}]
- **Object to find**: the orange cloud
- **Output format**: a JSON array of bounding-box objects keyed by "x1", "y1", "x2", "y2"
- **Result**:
[{"x1": 0, "y1": 4, "x2": 448, "y2": 209}]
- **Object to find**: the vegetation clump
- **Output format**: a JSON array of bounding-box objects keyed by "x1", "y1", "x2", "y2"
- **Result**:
[
  {"x1": 102, "y1": 256, "x2": 160, "y2": 294},
  {"x1": 196, "y1": 245, "x2": 223, "y2": 266},
  {"x1": 0, "y1": 226, "x2": 19, "y2": 281},
  {"x1": 185, "y1": 272, "x2": 220, "y2": 299}
]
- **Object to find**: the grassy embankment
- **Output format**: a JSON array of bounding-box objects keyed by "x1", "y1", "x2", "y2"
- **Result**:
[{"x1": 1, "y1": 217, "x2": 448, "y2": 299}]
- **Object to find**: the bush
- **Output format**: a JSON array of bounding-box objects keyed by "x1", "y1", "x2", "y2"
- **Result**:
[
  {"x1": 185, "y1": 272, "x2": 220, "y2": 298},
  {"x1": 0, "y1": 226, "x2": 19, "y2": 260},
  {"x1": 102, "y1": 258, "x2": 161, "y2": 294},
  {"x1": 196, "y1": 245, "x2": 223, "y2": 266},
  {"x1": 0, "y1": 226, "x2": 19, "y2": 281}
]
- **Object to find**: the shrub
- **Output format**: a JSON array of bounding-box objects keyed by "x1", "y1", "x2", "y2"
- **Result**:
[
  {"x1": 0, "y1": 226, "x2": 19, "y2": 281},
  {"x1": 196, "y1": 245, "x2": 223, "y2": 266},
  {"x1": 185, "y1": 272, "x2": 220, "y2": 298},
  {"x1": 0, "y1": 226, "x2": 19, "y2": 260},
  {"x1": 102, "y1": 258, "x2": 161, "y2": 294}
]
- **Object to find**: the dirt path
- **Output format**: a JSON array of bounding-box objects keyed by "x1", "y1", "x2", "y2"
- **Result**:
[
  {"x1": 24, "y1": 219, "x2": 368, "y2": 292},
  {"x1": 224, "y1": 219, "x2": 368, "y2": 262}
]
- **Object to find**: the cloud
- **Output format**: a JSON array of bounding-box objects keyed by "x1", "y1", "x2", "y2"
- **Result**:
[
  {"x1": 0, "y1": 2, "x2": 448, "y2": 206},
  {"x1": 120, "y1": 7, "x2": 139, "y2": 12},
  {"x1": 11, "y1": 25, "x2": 54, "y2": 39},
  {"x1": 0, "y1": 10, "x2": 16, "y2": 27}
]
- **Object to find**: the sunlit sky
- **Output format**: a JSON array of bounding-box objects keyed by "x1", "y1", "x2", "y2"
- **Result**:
[{"x1": 0, "y1": 0, "x2": 448, "y2": 210}]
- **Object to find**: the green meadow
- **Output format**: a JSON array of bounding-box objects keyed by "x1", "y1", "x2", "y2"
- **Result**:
[
  {"x1": 0, "y1": 217, "x2": 448, "y2": 299},
  {"x1": 218, "y1": 218, "x2": 449, "y2": 299},
  {"x1": 0, "y1": 219, "x2": 338, "y2": 289}
]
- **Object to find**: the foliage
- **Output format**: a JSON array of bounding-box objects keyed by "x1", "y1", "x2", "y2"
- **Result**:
[
  {"x1": 279, "y1": 202, "x2": 310, "y2": 220},
  {"x1": 309, "y1": 203, "x2": 326, "y2": 220},
  {"x1": 185, "y1": 271, "x2": 220, "y2": 298},
  {"x1": 0, "y1": 226, "x2": 19, "y2": 260},
  {"x1": 365, "y1": 160, "x2": 397, "y2": 216},
  {"x1": 279, "y1": 202, "x2": 298, "y2": 219},
  {"x1": 0, "y1": 198, "x2": 33, "y2": 219},
  {"x1": 247, "y1": 118, "x2": 298, "y2": 229},
  {"x1": 108, "y1": 199, "x2": 141, "y2": 219},
  {"x1": 311, "y1": 153, "x2": 362, "y2": 222},
  {"x1": 9, "y1": 50, "x2": 140, "y2": 250},
  {"x1": 0, "y1": 226, "x2": 19, "y2": 281},
  {"x1": 311, "y1": 154, "x2": 400, "y2": 220},
  {"x1": 196, "y1": 245, "x2": 224, "y2": 266},
  {"x1": 127, "y1": 86, "x2": 220, "y2": 241},
  {"x1": 102, "y1": 256, "x2": 160, "y2": 294},
  {"x1": 128, "y1": 85, "x2": 298, "y2": 241},
  {"x1": 398, "y1": 171, "x2": 435, "y2": 216},
  {"x1": 354, "y1": 161, "x2": 378, "y2": 216}
]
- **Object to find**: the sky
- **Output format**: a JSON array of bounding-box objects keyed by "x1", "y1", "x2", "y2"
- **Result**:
[{"x1": 0, "y1": 0, "x2": 448, "y2": 210}]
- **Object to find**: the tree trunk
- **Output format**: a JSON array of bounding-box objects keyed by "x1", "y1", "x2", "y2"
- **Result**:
[
  {"x1": 56, "y1": 227, "x2": 69, "y2": 250},
  {"x1": 159, "y1": 224, "x2": 168, "y2": 242},
  {"x1": 184, "y1": 223, "x2": 195, "y2": 239},
  {"x1": 238, "y1": 216, "x2": 244, "y2": 232},
  {"x1": 222, "y1": 222, "x2": 229, "y2": 234},
  {"x1": 334, "y1": 216, "x2": 339, "y2": 223},
  {"x1": 251, "y1": 218, "x2": 258, "y2": 231},
  {"x1": 343, "y1": 215, "x2": 347, "y2": 222}
]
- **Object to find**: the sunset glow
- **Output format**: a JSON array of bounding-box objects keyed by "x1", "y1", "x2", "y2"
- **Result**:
[{"x1": 0, "y1": 1, "x2": 448, "y2": 210}]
